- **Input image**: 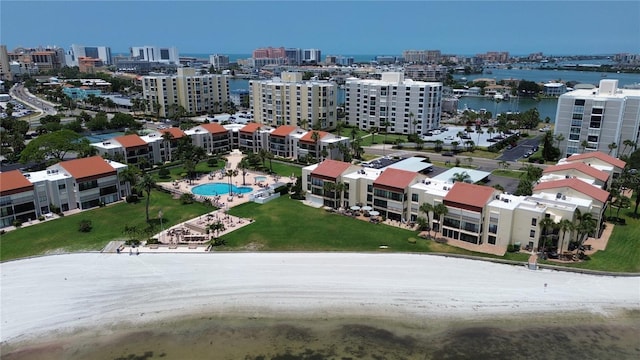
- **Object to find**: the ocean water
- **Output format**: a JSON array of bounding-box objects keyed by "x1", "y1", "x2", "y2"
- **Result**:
[{"x1": 3, "y1": 310, "x2": 639, "y2": 360}]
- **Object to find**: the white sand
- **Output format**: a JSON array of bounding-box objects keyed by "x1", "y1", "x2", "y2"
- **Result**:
[{"x1": 1, "y1": 253, "x2": 639, "y2": 343}]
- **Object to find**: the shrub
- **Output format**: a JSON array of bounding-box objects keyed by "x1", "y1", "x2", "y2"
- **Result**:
[
  {"x1": 78, "y1": 219, "x2": 93, "y2": 232},
  {"x1": 207, "y1": 158, "x2": 218, "y2": 167},
  {"x1": 38, "y1": 215, "x2": 45, "y2": 221},
  {"x1": 124, "y1": 239, "x2": 140, "y2": 246},
  {"x1": 180, "y1": 193, "x2": 195, "y2": 204},
  {"x1": 274, "y1": 185, "x2": 289, "y2": 196},
  {"x1": 158, "y1": 168, "x2": 171, "y2": 179},
  {"x1": 13, "y1": 220, "x2": 22, "y2": 227},
  {"x1": 146, "y1": 238, "x2": 160, "y2": 245},
  {"x1": 126, "y1": 194, "x2": 139, "y2": 203},
  {"x1": 407, "y1": 237, "x2": 417, "y2": 244}
]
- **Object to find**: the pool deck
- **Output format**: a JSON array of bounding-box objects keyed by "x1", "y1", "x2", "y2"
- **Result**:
[{"x1": 145, "y1": 151, "x2": 294, "y2": 252}]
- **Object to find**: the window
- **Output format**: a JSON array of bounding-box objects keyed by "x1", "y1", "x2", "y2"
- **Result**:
[
  {"x1": 531, "y1": 218, "x2": 537, "y2": 226},
  {"x1": 488, "y1": 235, "x2": 496, "y2": 245},
  {"x1": 530, "y1": 230, "x2": 536, "y2": 238},
  {"x1": 412, "y1": 194, "x2": 418, "y2": 202},
  {"x1": 574, "y1": 99, "x2": 585, "y2": 106}
]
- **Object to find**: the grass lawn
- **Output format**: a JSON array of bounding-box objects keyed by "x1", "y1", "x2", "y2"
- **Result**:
[
  {"x1": 456, "y1": 149, "x2": 500, "y2": 159},
  {"x1": 267, "y1": 161, "x2": 304, "y2": 178},
  {"x1": 360, "y1": 133, "x2": 407, "y2": 146},
  {"x1": 491, "y1": 169, "x2": 526, "y2": 179},
  {"x1": 221, "y1": 197, "x2": 516, "y2": 259},
  {"x1": 0, "y1": 190, "x2": 212, "y2": 262},
  {"x1": 546, "y1": 210, "x2": 640, "y2": 273}
]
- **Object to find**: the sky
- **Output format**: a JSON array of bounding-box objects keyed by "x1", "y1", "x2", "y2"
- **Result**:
[{"x1": 2, "y1": 1, "x2": 639, "y2": 56}]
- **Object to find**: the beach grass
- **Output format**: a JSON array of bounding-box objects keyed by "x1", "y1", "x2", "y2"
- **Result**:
[{"x1": 0, "y1": 190, "x2": 212, "y2": 261}]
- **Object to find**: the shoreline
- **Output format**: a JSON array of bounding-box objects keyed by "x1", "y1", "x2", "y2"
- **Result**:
[{"x1": 2, "y1": 252, "x2": 639, "y2": 345}]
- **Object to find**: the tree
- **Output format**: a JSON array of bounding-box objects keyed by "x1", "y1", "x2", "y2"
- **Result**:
[
  {"x1": 452, "y1": 171, "x2": 471, "y2": 183},
  {"x1": 161, "y1": 131, "x2": 175, "y2": 162},
  {"x1": 311, "y1": 131, "x2": 321, "y2": 161},
  {"x1": 521, "y1": 164, "x2": 543, "y2": 181},
  {"x1": 498, "y1": 160, "x2": 510, "y2": 170},
  {"x1": 573, "y1": 209, "x2": 596, "y2": 254},
  {"x1": 208, "y1": 220, "x2": 226, "y2": 240},
  {"x1": 476, "y1": 128, "x2": 484, "y2": 145},
  {"x1": 350, "y1": 127, "x2": 358, "y2": 140},
  {"x1": 558, "y1": 219, "x2": 574, "y2": 254},
  {"x1": 580, "y1": 140, "x2": 588, "y2": 153},
  {"x1": 419, "y1": 202, "x2": 434, "y2": 237},
  {"x1": 612, "y1": 195, "x2": 631, "y2": 219},
  {"x1": 335, "y1": 181, "x2": 346, "y2": 209},
  {"x1": 137, "y1": 172, "x2": 156, "y2": 223},
  {"x1": 225, "y1": 168, "x2": 239, "y2": 196},
  {"x1": 237, "y1": 158, "x2": 250, "y2": 185},
  {"x1": 323, "y1": 181, "x2": 336, "y2": 208},
  {"x1": 434, "y1": 139, "x2": 444, "y2": 152},
  {"x1": 19, "y1": 130, "x2": 82, "y2": 164},
  {"x1": 432, "y1": 203, "x2": 448, "y2": 235},
  {"x1": 538, "y1": 217, "x2": 556, "y2": 252},
  {"x1": 381, "y1": 120, "x2": 391, "y2": 155},
  {"x1": 542, "y1": 131, "x2": 560, "y2": 161},
  {"x1": 451, "y1": 141, "x2": 459, "y2": 153},
  {"x1": 621, "y1": 139, "x2": 636, "y2": 157},
  {"x1": 607, "y1": 142, "x2": 618, "y2": 156}
]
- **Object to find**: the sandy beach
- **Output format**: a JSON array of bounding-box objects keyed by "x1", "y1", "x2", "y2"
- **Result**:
[{"x1": 2, "y1": 252, "x2": 639, "y2": 347}]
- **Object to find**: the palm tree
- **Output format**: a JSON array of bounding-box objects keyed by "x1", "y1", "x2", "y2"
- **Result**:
[
  {"x1": 621, "y1": 139, "x2": 636, "y2": 157},
  {"x1": 538, "y1": 217, "x2": 556, "y2": 253},
  {"x1": 487, "y1": 126, "x2": 495, "y2": 140},
  {"x1": 237, "y1": 158, "x2": 250, "y2": 185},
  {"x1": 476, "y1": 128, "x2": 484, "y2": 145},
  {"x1": 335, "y1": 121, "x2": 344, "y2": 138},
  {"x1": 607, "y1": 142, "x2": 618, "y2": 155},
  {"x1": 225, "y1": 169, "x2": 238, "y2": 195},
  {"x1": 138, "y1": 172, "x2": 156, "y2": 223},
  {"x1": 580, "y1": 140, "x2": 588, "y2": 153},
  {"x1": 382, "y1": 120, "x2": 391, "y2": 155},
  {"x1": 208, "y1": 220, "x2": 226, "y2": 241},
  {"x1": 350, "y1": 127, "x2": 358, "y2": 140},
  {"x1": 369, "y1": 127, "x2": 377, "y2": 143},
  {"x1": 161, "y1": 131, "x2": 174, "y2": 162},
  {"x1": 419, "y1": 202, "x2": 434, "y2": 237},
  {"x1": 434, "y1": 139, "x2": 444, "y2": 152},
  {"x1": 323, "y1": 181, "x2": 336, "y2": 208},
  {"x1": 451, "y1": 141, "x2": 459, "y2": 153},
  {"x1": 432, "y1": 203, "x2": 448, "y2": 236},
  {"x1": 118, "y1": 166, "x2": 140, "y2": 196},
  {"x1": 299, "y1": 118, "x2": 309, "y2": 130},
  {"x1": 258, "y1": 148, "x2": 269, "y2": 170},
  {"x1": 558, "y1": 219, "x2": 574, "y2": 254},
  {"x1": 452, "y1": 171, "x2": 471, "y2": 183},
  {"x1": 574, "y1": 209, "x2": 596, "y2": 254},
  {"x1": 335, "y1": 181, "x2": 346, "y2": 209},
  {"x1": 311, "y1": 131, "x2": 321, "y2": 161},
  {"x1": 265, "y1": 150, "x2": 274, "y2": 173}
]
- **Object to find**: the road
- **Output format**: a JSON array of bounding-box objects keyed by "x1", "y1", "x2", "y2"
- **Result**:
[
  {"x1": 9, "y1": 83, "x2": 58, "y2": 128},
  {"x1": 498, "y1": 136, "x2": 542, "y2": 161}
]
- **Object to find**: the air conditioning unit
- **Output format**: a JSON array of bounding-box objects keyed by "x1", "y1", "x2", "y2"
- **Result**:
[
  {"x1": 502, "y1": 198, "x2": 509, "y2": 203},
  {"x1": 556, "y1": 192, "x2": 563, "y2": 199}
]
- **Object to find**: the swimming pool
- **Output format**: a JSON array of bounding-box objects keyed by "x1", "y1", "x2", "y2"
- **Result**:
[{"x1": 192, "y1": 183, "x2": 253, "y2": 196}]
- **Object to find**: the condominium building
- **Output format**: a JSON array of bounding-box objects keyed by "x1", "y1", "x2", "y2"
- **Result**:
[
  {"x1": 142, "y1": 67, "x2": 230, "y2": 117},
  {"x1": 66, "y1": 44, "x2": 113, "y2": 66},
  {"x1": 130, "y1": 46, "x2": 180, "y2": 65},
  {"x1": 303, "y1": 49, "x2": 321, "y2": 63},
  {"x1": 209, "y1": 54, "x2": 229, "y2": 70},
  {"x1": 8, "y1": 46, "x2": 66, "y2": 72},
  {"x1": 249, "y1": 72, "x2": 337, "y2": 130},
  {"x1": 0, "y1": 157, "x2": 130, "y2": 228},
  {"x1": 303, "y1": 152, "x2": 620, "y2": 255},
  {"x1": 0, "y1": 45, "x2": 12, "y2": 81},
  {"x1": 402, "y1": 50, "x2": 442, "y2": 64},
  {"x1": 554, "y1": 79, "x2": 640, "y2": 158},
  {"x1": 344, "y1": 72, "x2": 443, "y2": 134}
]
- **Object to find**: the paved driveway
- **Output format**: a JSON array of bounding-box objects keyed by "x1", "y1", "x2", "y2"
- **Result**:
[{"x1": 498, "y1": 136, "x2": 541, "y2": 161}]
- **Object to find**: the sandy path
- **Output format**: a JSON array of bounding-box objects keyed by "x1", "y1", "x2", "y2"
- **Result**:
[{"x1": 1, "y1": 253, "x2": 639, "y2": 343}]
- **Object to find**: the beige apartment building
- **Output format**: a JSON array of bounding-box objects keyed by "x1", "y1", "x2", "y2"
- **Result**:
[
  {"x1": 249, "y1": 72, "x2": 337, "y2": 130},
  {"x1": 142, "y1": 67, "x2": 229, "y2": 118}
]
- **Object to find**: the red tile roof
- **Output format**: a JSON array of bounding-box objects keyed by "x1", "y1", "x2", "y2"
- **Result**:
[
  {"x1": 300, "y1": 130, "x2": 329, "y2": 143},
  {"x1": 444, "y1": 182, "x2": 495, "y2": 209},
  {"x1": 201, "y1": 123, "x2": 228, "y2": 134},
  {"x1": 310, "y1": 160, "x2": 352, "y2": 180},
  {"x1": 240, "y1": 123, "x2": 262, "y2": 134},
  {"x1": 543, "y1": 162, "x2": 609, "y2": 182},
  {"x1": 0, "y1": 170, "x2": 34, "y2": 196},
  {"x1": 534, "y1": 178, "x2": 609, "y2": 203},
  {"x1": 115, "y1": 134, "x2": 147, "y2": 148},
  {"x1": 566, "y1": 151, "x2": 626, "y2": 169},
  {"x1": 270, "y1": 125, "x2": 298, "y2": 137},
  {"x1": 59, "y1": 156, "x2": 117, "y2": 181},
  {"x1": 373, "y1": 168, "x2": 416, "y2": 190},
  {"x1": 159, "y1": 127, "x2": 185, "y2": 139}
]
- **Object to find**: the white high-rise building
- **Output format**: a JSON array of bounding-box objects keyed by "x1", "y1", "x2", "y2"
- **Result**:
[
  {"x1": 249, "y1": 72, "x2": 337, "y2": 129},
  {"x1": 554, "y1": 79, "x2": 640, "y2": 158},
  {"x1": 209, "y1": 54, "x2": 229, "y2": 70},
  {"x1": 130, "y1": 46, "x2": 179, "y2": 65},
  {"x1": 66, "y1": 44, "x2": 113, "y2": 66},
  {"x1": 142, "y1": 67, "x2": 229, "y2": 117},
  {"x1": 344, "y1": 72, "x2": 443, "y2": 135}
]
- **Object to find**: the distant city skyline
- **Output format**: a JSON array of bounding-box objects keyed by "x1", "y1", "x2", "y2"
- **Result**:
[{"x1": 2, "y1": 1, "x2": 639, "y2": 56}]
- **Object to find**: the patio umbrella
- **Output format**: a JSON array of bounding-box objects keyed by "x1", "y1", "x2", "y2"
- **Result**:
[
  {"x1": 362, "y1": 206, "x2": 373, "y2": 211},
  {"x1": 350, "y1": 205, "x2": 361, "y2": 211},
  {"x1": 369, "y1": 210, "x2": 380, "y2": 216}
]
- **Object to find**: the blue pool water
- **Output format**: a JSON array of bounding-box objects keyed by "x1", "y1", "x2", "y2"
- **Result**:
[{"x1": 192, "y1": 183, "x2": 253, "y2": 196}]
